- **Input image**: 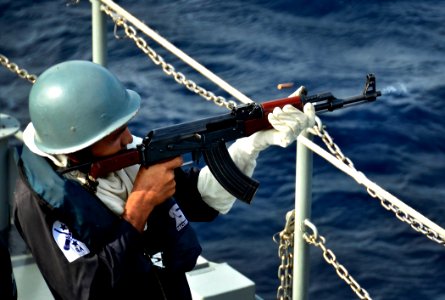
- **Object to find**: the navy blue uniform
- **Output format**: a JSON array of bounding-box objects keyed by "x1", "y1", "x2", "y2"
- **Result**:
[
  {"x1": 0, "y1": 235, "x2": 17, "y2": 300},
  {"x1": 13, "y1": 146, "x2": 219, "y2": 300}
]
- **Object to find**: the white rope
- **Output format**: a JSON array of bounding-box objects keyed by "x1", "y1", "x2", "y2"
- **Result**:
[
  {"x1": 99, "y1": 0, "x2": 253, "y2": 105},
  {"x1": 297, "y1": 134, "x2": 445, "y2": 239}
]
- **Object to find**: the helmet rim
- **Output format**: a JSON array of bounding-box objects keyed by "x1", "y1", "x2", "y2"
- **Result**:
[
  {"x1": 29, "y1": 60, "x2": 141, "y2": 154},
  {"x1": 33, "y1": 89, "x2": 140, "y2": 154}
]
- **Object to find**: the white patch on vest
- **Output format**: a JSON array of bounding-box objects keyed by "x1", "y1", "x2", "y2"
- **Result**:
[
  {"x1": 168, "y1": 204, "x2": 188, "y2": 231},
  {"x1": 150, "y1": 252, "x2": 165, "y2": 269},
  {"x1": 52, "y1": 221, "x2": 90, "y2": 263}
]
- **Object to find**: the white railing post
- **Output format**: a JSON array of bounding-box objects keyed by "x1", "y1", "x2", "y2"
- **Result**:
[
  {"x1": 292, "y1": 130, "x2": 313, "y2": 300},
  {"x1": 91, "y1": 0, "x2": 107, "y2": 66}
]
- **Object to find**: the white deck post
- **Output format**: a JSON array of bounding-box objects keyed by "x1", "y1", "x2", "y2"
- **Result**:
[
  {"x1": 292, "y1": 130, "x2": 313, "y2": 300},
  {"x1": 91, "y1": 0, "x2": 107, "y2": 66}
]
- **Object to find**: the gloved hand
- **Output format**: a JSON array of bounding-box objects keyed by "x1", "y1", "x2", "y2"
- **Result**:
[
  {"x1": 244, "y1": 102, "x2": 316, "y2": 154},
  {"x1": 197, "y1": 86, "x2": 316, "y2": 214}
]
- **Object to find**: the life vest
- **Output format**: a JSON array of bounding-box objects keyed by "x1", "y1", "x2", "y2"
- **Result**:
[{"x1": 18, "y1": 145, "x2": 201, "y2": 272}]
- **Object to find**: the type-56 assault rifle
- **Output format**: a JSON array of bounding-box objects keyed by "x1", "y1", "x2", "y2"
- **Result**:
[{"x1": 61, "y1": 74, "x2": 381, "y2": 204}]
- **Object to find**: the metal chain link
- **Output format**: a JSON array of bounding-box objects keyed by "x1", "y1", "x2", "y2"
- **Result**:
[
  {"x1": 101, "y1": 5, "x2": 237, "y2": 110},
  {"x1": 308, "y1": 117, "x2": 445, "y2": 246},
  {"x1": 273, "y1": 211, "x2": 372, "y2": 300},
  {"x1": 0, "y1": 54, "x2": 37, "y2": 84},
  {"x1": 274, "y1": 116, "x2": 445, "y2": 299},
  {"x1": 302, "y1": 219, "x2": 372, "y2": 300},
  {"x1": 273, "y1": 210, "x2": 295, "y2": 300}
]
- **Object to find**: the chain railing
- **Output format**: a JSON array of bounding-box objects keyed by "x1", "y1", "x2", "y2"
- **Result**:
[
  {"x1": 0, "y1": 54, "x2": 37, "y2": 84},
  {"x1": 275, "y1": 116, "x2": 445, "y2": 299},
  {"x1": 302, "y1": 219, "x2": 372, "y2": 300},
  {"x1": 309, "y1": 117, "x2": 445, "y2": 246},
  {"x1": 100, "y1": 4, "x2": 238, "y2": 111},
  {"x1": 273, "y1": 210, "x2": 295, "y2": 300},
  {"x1": 274, "y1": 210, "x2": 372, "y2": 300}
]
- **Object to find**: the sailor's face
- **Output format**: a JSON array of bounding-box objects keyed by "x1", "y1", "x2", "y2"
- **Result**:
[{"x1": 90, "y1": 125, "x2": 133, "y2": 157}]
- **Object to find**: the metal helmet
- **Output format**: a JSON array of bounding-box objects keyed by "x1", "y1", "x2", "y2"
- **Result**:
[{"x1": 29, "y1": 60, "x2": 141, "y2": 154}]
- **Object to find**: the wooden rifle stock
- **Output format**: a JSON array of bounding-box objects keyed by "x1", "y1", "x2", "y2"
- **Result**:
[
  {"x1": 89, "y1": 148, "x2": 141, "y2": 179},
  {"x1": 244, "y1": 95, "x2": 304, "y2": 136}
]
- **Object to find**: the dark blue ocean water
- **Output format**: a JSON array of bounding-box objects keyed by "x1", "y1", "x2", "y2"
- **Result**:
[{"x1": 2, "y1": 0, "x2": 445, "y2": 299}]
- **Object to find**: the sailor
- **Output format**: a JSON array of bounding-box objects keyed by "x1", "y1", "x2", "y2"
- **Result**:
[{"x1": 13, "y1": 60, "x2": 315, "y2": 299}]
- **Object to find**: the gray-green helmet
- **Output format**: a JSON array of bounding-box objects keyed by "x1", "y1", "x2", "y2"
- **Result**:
[{"x1": 29, "y1": 60, "x2": 141, "y2": 154}]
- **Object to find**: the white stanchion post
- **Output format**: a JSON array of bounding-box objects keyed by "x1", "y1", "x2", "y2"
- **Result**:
[
  {"x1": 91, "y1": 0, "x2": 107, "y2": 66},
  {"x1": 292, "y1": 130, "x2": 313, "y2": 300}
]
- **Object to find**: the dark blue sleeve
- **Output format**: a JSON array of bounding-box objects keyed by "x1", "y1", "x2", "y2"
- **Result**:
[{"x1": 174, "y1": 167, "x2": 219, "y2": 222}]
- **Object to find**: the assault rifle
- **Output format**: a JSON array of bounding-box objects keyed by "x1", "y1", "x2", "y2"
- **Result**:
[{"x1": 60, "y1": 74, "x2": 381, "y2": 203}]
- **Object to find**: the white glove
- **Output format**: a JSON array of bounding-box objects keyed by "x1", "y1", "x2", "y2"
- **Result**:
[
  {"x1": 197, "y1": 87, "x2": 315, "y2": 213},
  {"x1": 249, "y1": 102, "x2": 316, "y2": 151}
]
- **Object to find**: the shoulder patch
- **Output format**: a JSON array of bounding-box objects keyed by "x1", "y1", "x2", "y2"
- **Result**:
[
  {"x1": 168, "y1": 203, "x2": 188, "y2": 231},
  {"x1": 150, "y1": 252, "x2": 165, "y2": 269},
  {"x1": 52, "y1": 221, "x2": 90, "y2": 263}
]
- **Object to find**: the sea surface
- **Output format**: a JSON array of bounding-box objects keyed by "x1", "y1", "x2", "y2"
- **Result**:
[{"x1": 1, "y1": 0, "x2": 445, "y2": 299}]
